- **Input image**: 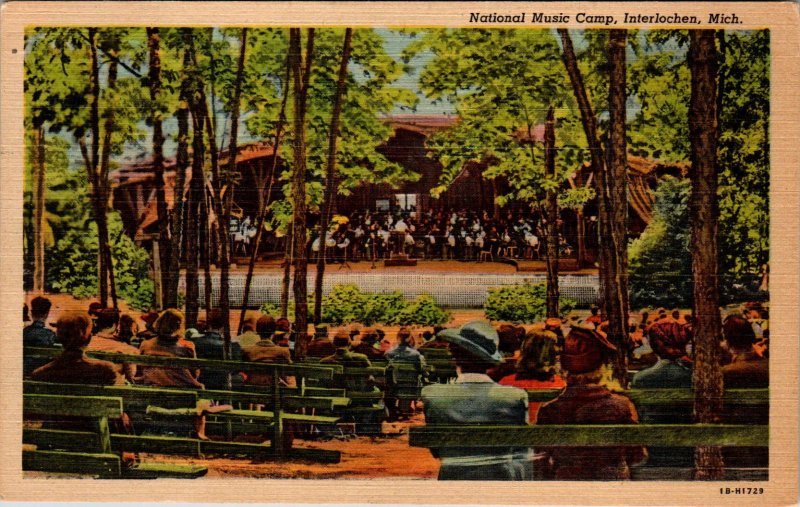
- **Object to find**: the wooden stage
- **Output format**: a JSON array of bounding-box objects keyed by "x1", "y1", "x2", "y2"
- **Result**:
[{"x1": 227, "y1": 258, "x2": 597, "y2": 275}]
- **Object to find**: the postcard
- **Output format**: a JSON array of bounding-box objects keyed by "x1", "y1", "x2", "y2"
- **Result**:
[{"x1": 0, "y1": 1, "x2": 797, "y2": 505}]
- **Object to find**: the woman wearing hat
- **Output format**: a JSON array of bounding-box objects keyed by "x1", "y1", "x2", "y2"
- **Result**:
[
  {"x1": 537, "y1": 326, "x2": 646, "y2": 480},
  {"x1": 420, "y1": 320, "x2": 530, "y2": 480}
]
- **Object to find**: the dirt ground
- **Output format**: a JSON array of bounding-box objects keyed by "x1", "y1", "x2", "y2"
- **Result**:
[{"x1": 132, "y1": 413, "x2": 439, "y2": 479}]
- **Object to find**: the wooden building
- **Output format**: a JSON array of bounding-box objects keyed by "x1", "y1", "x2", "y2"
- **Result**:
[{"x1": 111, "y1": 115, "x2": 687, "y2": 261}]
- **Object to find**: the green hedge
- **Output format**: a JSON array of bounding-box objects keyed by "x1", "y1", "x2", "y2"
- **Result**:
[
  {"x1": 261, "y1": 284, "x2": 450, "y2": 326},
  {"x1": 484, "y1": 283, "x2": 575, "y2": 324}
]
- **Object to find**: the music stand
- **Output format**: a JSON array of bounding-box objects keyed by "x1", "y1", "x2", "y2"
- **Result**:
[{"x1": 339, "y1": 246, "x2": 352, "y2": 270}]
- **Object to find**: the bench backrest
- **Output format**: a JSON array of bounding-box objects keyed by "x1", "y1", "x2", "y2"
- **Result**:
[
  {"x1": 409, "y1": 423, "x2": 769, "y2": 448},
  {"x1": 24, "y1": 346, "x2": 341, "y2": 380},
  {"x1": 24, "y1": 393, "x2": 123, "y2": 419},
  {"x1": 24, "y1": 381, "x2": 198, "y2": 410},
  {"x1": 523, "y1": 388, "x2": 769, "y2": 405}
]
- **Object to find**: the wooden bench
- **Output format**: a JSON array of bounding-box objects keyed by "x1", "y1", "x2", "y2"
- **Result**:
[
  {"x1": 419, "y1": 349, "x2": 456, "y2": 382},
  {"x1": 411, "y1": 388, "x2": 769, "y2": 480},
  {"x1": 23, "y1": 394, "x2": 208, "y2": 478},
  {"x1": 23, "y1": 380, "x2": 344, "y2": 463},
  {"x1": 409, "y1": 423, "x2": 768, "y2": 480}
]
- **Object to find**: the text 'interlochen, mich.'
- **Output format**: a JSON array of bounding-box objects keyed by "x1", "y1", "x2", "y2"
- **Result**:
[{"x1": 468, "y1": 12, "x2": 744, "y2": 26}]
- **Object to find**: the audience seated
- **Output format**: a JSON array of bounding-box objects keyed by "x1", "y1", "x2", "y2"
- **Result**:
[
  {"x1": 117, "y1": 314, "x2": 139, "y2": 346},
  {"x1": 235, "y1": 316, "x2": 261, "y2": 349},
  {"x1": 193, "y1": 309, "x2": 243, "y2": 389},
  {"x1": 351, "y1": 327, "x2": 384, "y2": 360},
  {"x1": 320, "y1": 330, "x2": 371, "y2": 367},
  {"x1": 631, "y1": 319, "x2": 693, "y2": 389},
  {"x1": 24, "y1": 296, "x2": 57, "y2": 347},
  {"x1": 419, "y1": 326, "x2": 448, "y2": 349},
  {"x1": 499, "y1": 330, "x2": 566, "y2": 423},
  {"x1": 87, "y1": 308, "x2": 140, "y2": 382},
  {"x1": 242, "y1": 316, "x2": 293, "y2": 386},
  {"x1": 421, "y1": 321, "x2": 529, "y2": 480},
  {"x1": 584, "y1": 306, "x2": 602, "y2": 329},
  {"x1": 307, "y1": 326, "x2": 336, "y2": 358},
  {"x1": 273, "y1": 317, "x2": 293, "y2": 350},
  {"x1": 385, "y1": 328, "x2": 425, "y2": 368},
  {"x1": 23, "y1": 296, "x2": 59, "y2": 376},
  {"x1": 487, "y1": 324, "x2": 524, "y2": 381},
  {"x1": 722, "y1": 314, "x2": 769, "y2": 388},
  {"x1": 134, "y1": 311, "x2": 159, "y2": 347},
  {"x1": 537, "y1": 326, "x2": 646, "y2": 480},
  {"x1": 138, "y1": 309, "x2": 204, "y2": 389},
  {"x1": 32, "y1": 312, "x2": 124, "y2": 386}
]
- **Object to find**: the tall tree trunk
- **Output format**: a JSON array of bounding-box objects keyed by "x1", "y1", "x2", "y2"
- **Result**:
[
  {"x1": 99, "y1": 57, "x2": 119, "y2": 310},
  {"x1": 183, "y1": 29, "x2": 206, "y2": 327},
  {"x1": 147, "y1": 27, "x2": 171, "y2": 310},
  {"x1": 314, "y1": 28, "x2": 352, "y2": 324},
  {"x1": 32, "y1": 124, "x2": 46, "y2": 293},
  {"x1": 86, "y1": 27, "x2": 108, "y2": 307},
  {"x1": 165, "y1": 44, "x2": 192, "y2": 310},
  {"x1": 200, "y1": 96, "x2": 220, "y2": 313},
  {"x1": 280, "y1": 225, "x2": 293, "y2": 319},
  {"x1": 201, "y1": 191, "x2": 213, "y2": 312},
  {"x1": 289, "y1": 28, "x2": 315, "y2": 359},
  {"x1": 558, "y1": 29, "x2": 608, "y2": 306},
  {"x1": 576, "y1": 207, "x2": 586, "y2": 267},
  {"x1": 238, "y1": 56, "x2": 291, "y2": 334},
  {"x1": 164, "y1": 69, "x2": 190, "y2": 308},
  {"x1": 216, "y1": 27, "x2": 248, "y2": 358},
  {"x1": 544, "y1": 107, "x2": 559, "y2": 318},
  {"x1": 605, "y1": 29, "x2": 631, "y2": 385},
  {"x1": 185, "y1": 97, "x2": 204, "y2": 328},
  {"x1": 688, "y1": 29, "x2": 725, "y2": 480},
  {"x1": 559, "y1": 29, "x2": 629, "y2": 384}
]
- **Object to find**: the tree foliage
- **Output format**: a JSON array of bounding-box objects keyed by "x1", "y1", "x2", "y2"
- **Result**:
[
  {"x1": 405, "y1": 29, "x2": 587, "y2": 207},
  {"x1": 629, "y1": 177, "x2": 692, "y2": 308},
  {"x1": 626, "y1": 29, "x2": 769, "y2": 299}
]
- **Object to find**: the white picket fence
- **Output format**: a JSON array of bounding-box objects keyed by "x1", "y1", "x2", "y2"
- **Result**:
[{"x1": 181, "y1": 272, "x2": 599, "y2": 309}]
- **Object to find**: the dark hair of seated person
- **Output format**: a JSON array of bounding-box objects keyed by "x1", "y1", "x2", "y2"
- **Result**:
[
  {"x1": 57, "y1": 312, "x2": 94, "y2": 350},
  {"x1": 448, "y1": 342, "x2": 494, "y2": 374},
  {"x1": 154, "y1": 308, "x2": 184, "y2": 339},
  {"x1": 30, "y1": 296, "x2": 52, "y2": 320},
  {"x1": 206, "y1": 308, "x2": 225, "y2": 330},
  {"x1": 116, "y1": 314, "x2": 138, "y2": 344},
  {"x1": 514, "y1": 330, "x2": 559, "y2": 381},
  {"x1": 723, "y1": 314, "x2": 757, "y2": 352},
  {"x1": 95, "y1": 308, "x2": 120, "y2": 331},
  {"x1": 256, "y1": 315, "x2": 277, "y2": 339}
]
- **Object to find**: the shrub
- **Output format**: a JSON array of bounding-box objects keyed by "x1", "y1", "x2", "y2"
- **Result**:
[
  {"x1": 484, "y1": 283, "x2": 576, "y2": 323},
  {"x1": 46, "y1": 212, "x2": 155, "y2": 310},
  {"x1": 397, "y1": 294, "x2": 451, "y2": 326},
  {"x1": 260, "y1": 285, "x2": 450, "y2": 326},
  {"x1": 628, "y1": 177, "x2": 693, "y2": 308},
  {"x1": 361, "y1": 291, "x2": 407, "y2": 326}
]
